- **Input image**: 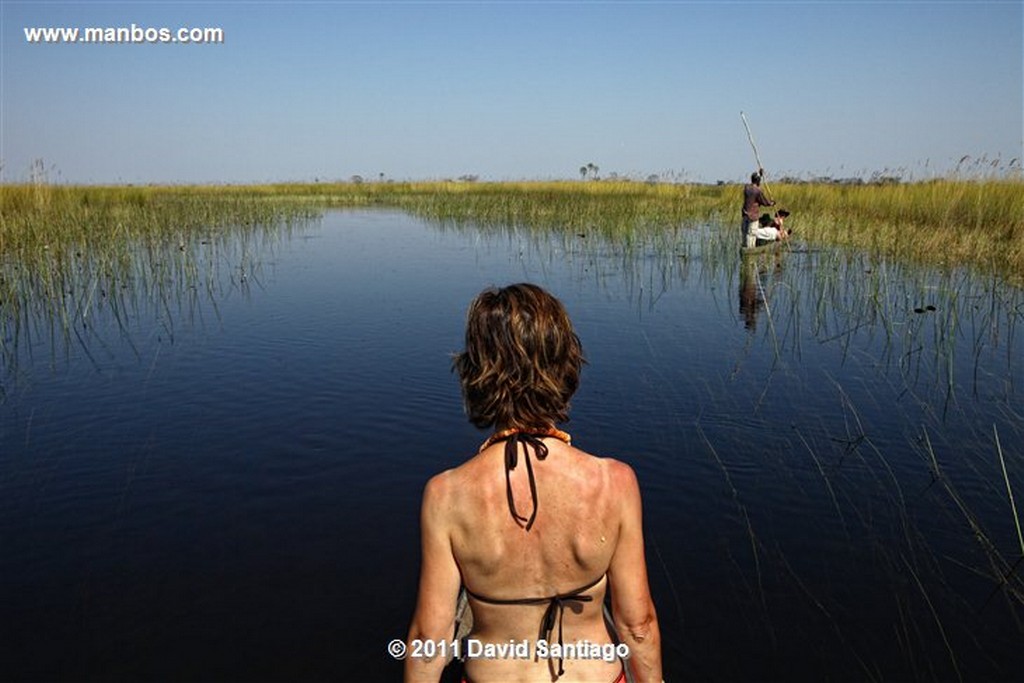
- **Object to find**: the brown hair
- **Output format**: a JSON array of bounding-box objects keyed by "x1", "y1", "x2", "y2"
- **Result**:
[{"x1": 454, "y1": 283, "x2": 584, "y2": 430}]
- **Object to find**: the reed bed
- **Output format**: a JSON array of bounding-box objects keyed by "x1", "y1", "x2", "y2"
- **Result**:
[
  {"x1": 231, "y1": 180, "x2": 727, "y2": 241},
  {"x1": 0, "y1": 184, "x2": 316, "y2": 365},
  {"x1": 252, "y1": 178, "x2": 1022, "y2": 280},
  {"x1": 0, "y1": 184, "x2": 316, "y2": 253},
  {"x1": 765, "y1": 179, "x2": 1024, "y2": 281},
  {"x1": 3, "y1": 177, "x2": 1022, "y2": 352},
  {"x1": 5, "y1": 177, "x2": 1021, "y2": 278}
]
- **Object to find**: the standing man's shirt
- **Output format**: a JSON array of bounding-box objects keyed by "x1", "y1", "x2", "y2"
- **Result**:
[{"x1": 743, "y1": 183, "x2": 772, "y2": 220}]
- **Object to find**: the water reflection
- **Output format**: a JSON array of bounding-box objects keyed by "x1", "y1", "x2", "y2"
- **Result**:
[
  {"x1": 1, "y1": 219, "x2": 296, "y2": 384},
  {"x1": 429, "y1": 216, "x2": 695, "y2": 310},
  {"x1": 1, "y1": 210, "x2": 1022, "y2": 681},
  {"x1": 737, "y1": 251, "x2": 786, "y2": 332}
]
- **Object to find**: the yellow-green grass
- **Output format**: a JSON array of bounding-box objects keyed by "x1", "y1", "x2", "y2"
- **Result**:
[
  {"x1": 3, "y1": 178, "x2": 1022, "y2": 280},
  {"x1": 218, "y1": 178, "x2": 1024, "y2": 281},
  {"x1": 768, "y1": 179, "x2": 1024, "y2": 280},
  {"x1": 1, "y1": 184, "x2": 319, "y2": 342},
  {"x1": 0, "y1": 183, "x2": 316, "y2": 256},
  {"x1": 259, "y1": 178, "x2": 1024, "y2": 280},
  {"x1": 228, "y1": 179, "x2": 728, "y2": 238}
]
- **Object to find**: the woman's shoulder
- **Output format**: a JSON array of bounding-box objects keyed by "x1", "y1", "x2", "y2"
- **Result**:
[
  {"x1": 571, "y1": 449, "x2": 641, "y2": 501},
  {"x1": 423, "y1": 455, "x2": 472, "y2": 493},
  {"x1": 422, "y1": 448, "x2": 495, "y2": 503}
]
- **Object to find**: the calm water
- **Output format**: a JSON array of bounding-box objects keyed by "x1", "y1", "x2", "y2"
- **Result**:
[{"x1": 2, "y1": 210, "x2": 1022, "y2": 681}]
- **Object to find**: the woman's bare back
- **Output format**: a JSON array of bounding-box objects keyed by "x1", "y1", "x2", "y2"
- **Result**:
[{"x1": 440, "y1": 437, "x2": 631, "y2": 681}]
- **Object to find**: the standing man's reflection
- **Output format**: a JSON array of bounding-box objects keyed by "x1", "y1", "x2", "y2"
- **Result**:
[
  {"x1": 739, "y1": 255, "x2": 786, "y2": 332},
  {"x1": 739, "y1": 258, "x2": 763, "y2": 331}
]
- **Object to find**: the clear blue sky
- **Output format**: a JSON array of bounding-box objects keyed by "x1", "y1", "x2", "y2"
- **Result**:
[{"x1": 2, "y1": 1, "x2": 1021, "y2": 184}]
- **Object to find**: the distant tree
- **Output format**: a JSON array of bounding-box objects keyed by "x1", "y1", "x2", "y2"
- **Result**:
[
  {"x1": 579, "y1": 165, "x2": 588, "y2": 180},
  {"x1": 587, "y1": 163, "x2": 599, "y2": 180},
  {"x1": 458, "y1": 174, "x2": 479, "y2": 183},
  {"x1": 646, "y1": 174, "x2": 659, "y2": 185},
  {"x1": 350, "y1": 175, "x2": 364, "y2": 185}
]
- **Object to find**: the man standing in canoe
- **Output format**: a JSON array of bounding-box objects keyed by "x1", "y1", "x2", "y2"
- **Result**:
[{"x1": 741, "y1": 169, "x2": 776, "y2": 247}]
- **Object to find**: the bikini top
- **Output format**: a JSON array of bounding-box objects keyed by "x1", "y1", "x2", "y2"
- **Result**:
[
  {"x1": 465, "y1": 573, "x2": 606, "y2": 678},
  {"x1": 472, "y1": 427, "x2": 602, "y2": 677}
]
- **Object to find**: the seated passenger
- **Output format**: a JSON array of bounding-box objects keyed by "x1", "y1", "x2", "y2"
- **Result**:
[{"x1": 751, "y1": 209, "x2": 791, "y2": 245}]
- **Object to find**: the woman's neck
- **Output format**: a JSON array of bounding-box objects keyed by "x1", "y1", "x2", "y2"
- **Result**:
[{"x1": 481, "y1": 425, "x2": 571, "y2": 451}]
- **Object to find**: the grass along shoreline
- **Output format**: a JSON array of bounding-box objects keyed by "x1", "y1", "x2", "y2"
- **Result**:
[{"x1": 2, "y1": 179, "x2": 1022, "y2": 281}]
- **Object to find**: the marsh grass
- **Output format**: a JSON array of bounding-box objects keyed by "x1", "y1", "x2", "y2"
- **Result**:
[
  {"x1": 1, "y1": 184, "x2": 315, "y2": 369},
  {"x1": 5, "y1": 176, "x2": 1022, "y2": 279},
  {"x1": 5, "y1": 178, "x2": 1019, "y2": 394},
  {"x1": 771, "y1": 179, "x2": 1024, "y2": 281},
  {"x1": 254, "y1": 176, "x2": 1023, "y2": 281}
]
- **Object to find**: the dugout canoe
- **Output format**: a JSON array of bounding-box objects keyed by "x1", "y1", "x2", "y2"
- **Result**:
[{"x1": 740, "y1": 240, "x2": 787, "y2": 257}]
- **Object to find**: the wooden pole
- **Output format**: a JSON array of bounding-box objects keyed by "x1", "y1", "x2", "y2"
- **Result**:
[{"x1": 741, "y1": 111, "x2": 772, "y2": 201}]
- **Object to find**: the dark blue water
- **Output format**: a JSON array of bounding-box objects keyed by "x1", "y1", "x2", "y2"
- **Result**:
[{"x1": 2, "y1": 210, "x2": 1022, "y2": 681}]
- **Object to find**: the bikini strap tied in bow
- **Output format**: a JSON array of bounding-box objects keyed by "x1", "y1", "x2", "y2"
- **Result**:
[
  {"x1": 541, "y1": 586, "x2": 596, "y2": 677},
  {"x1": 503, "y1": 432, "x2": 548, "y2": 531},
  {"x1": 464, "y1": 573, "x2": 604, "y2": 679},
  {"x1": 480, "y1": 427, "x2": 571, "y2": 532}
]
